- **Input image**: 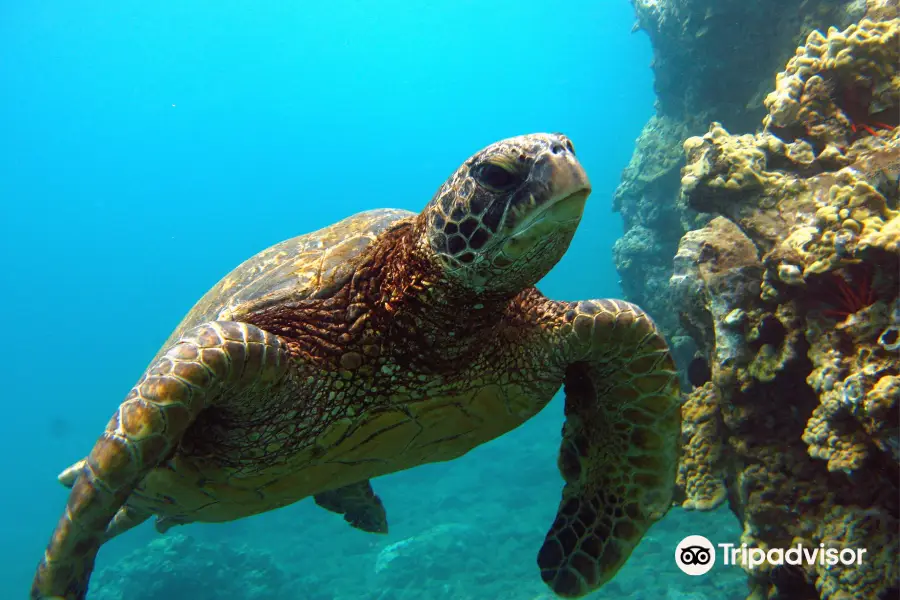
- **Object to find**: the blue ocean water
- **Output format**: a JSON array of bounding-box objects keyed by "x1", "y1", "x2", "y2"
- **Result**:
[{"x1": 0, "y1": 2, "x2": 741, "y2": 598}]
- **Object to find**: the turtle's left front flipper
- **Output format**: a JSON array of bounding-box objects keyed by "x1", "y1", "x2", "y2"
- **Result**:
[
  {"x1": 314, "y1": 479, "x2": 389, "y2": 533},
  {"x1": 539, "y1": 299, "x2": 681, "y2": 598},
  {"x1": 31, "y1": 321, "x2": 290, "y2": 600}
]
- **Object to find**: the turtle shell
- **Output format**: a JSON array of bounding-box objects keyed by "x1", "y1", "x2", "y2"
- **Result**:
[{"x1": 157, "y1": 208, "x2": 415, "y2": 354}]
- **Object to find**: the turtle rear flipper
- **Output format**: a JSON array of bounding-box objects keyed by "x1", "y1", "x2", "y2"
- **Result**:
[
  {"x1": 31, "y1": 321, "x2": 290, "y2": 600},
  {"x1": 58, "y1": 459, "x2": 153, "y2": 542},
  {"x1": 314, "y1": 479, "x2": 388, "y2": 534},
  {"x1": 57, "y1": 460, "x2": 85, "y2": 488},
  {"x1": 539, "y1": 299, "x2": 681, "y2": 598}
]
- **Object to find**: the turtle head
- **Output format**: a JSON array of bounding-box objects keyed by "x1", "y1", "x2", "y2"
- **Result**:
[{"x1": 422, "y1": 133, "x2": 591, "y2": 295}]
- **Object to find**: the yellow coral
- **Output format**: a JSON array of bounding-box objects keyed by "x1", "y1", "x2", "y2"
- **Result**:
[
  {"x1": 763, "y1": 18, "x2": 899, "y2": 150},
  {"x1": 859, "y1": 211, "x2": 900, "y2": 253},
  {"x1": 803, "y1": 397, "x2": 870, "y2": 473},
  {"x1": 682, "y1": 126, "x2": 896, "y2": 287},
  {"x1": 676, "y1": 382, "x2": 727, "y2": 511},
  {"x1": 865, "y1": 374, "x2": 898, "y2": 416},
  {"x1": 863, "y1": 375, "x2": 899, "y2": 458},
  {"x1": 813, "y1": 506, "x2": 900, "y2": 600},
  {"x1": 681, "y1": 124, "x2": 786, "y2": 195},
  {"x1": 801, "y1": 166, "x2": 897, "y2": 276},
  {"x1": 804, "y1": 300, "x2": 899, "y2": 472}
]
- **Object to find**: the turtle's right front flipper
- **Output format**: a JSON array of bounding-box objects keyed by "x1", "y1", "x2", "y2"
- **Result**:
[{"x1": 31, "y1": 321, "x2": 290, "y2": 600}]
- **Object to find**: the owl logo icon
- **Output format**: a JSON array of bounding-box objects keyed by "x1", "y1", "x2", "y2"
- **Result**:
[{"x1": 675, "y1": 535, "x2": 716, "y2": 576}]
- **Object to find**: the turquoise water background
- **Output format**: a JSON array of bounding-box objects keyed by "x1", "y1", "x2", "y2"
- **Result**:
[{"x1": 1, "y1": 2, "x2": 741, "y2": 598}]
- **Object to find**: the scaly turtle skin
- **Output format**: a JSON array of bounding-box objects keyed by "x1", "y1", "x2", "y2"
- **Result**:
[{"x1": 33, "y1": 133, "x2": 681, "y2": 599}]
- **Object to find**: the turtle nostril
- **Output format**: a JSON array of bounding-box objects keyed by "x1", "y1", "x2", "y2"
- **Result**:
[{"x1": 551, "y1": 143, "x2": 565, "y2": 155}]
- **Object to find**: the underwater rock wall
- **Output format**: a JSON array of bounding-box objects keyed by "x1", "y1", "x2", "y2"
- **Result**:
[
  {"x1": 614, "y1": 0, "x2": 865, "y2": 371},
  {"x1": 673, "y1": 10, "x2": 899, "y2": 599},
  {"x1": 630, "y1": 0, "x2": 866, "y2": 129}
]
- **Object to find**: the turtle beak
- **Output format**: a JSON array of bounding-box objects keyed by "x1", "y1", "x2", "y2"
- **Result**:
[
  {"x1": 538, "y1": 147, "x2": 592, "y2": 222},
  {"x1": 502, "y1": 149, "x2": 591, "y2": 253}
]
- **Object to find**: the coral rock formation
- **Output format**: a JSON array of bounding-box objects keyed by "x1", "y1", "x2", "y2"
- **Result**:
[
  {"x1": 671, "y1": 12, "x2": 899, "y2": 600},
  {"x1": 676, "y1": 382, "x2": 726, "y2": 511},
  {"x1": 630, "y1": 0, "x2": 863, "y2": 128},
  {"x1": 90, "y1": 534, "x2": 290, "y2": 600},
  {"x1": 614, "y1": 0, "x2": 866, "y2": 375},
  {"x1": 764, "y1": 17, "x2": 900, "y2": 150}
]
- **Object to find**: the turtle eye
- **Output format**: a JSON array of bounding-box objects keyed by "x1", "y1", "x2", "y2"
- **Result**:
[{"x1": 473, "y1": 162, "x2": 521, "y2": 192}]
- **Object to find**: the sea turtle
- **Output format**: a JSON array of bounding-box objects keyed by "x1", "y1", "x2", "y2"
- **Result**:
[{"x1": 33, "y1": 133, "x2": 681, "y2": 599}]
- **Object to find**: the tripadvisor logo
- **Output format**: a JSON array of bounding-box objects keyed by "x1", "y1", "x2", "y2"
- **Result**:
[
  {"x1": 675, "y1": 535, "x2": 868, "y2": 575},
  {"x1": 675, "y1": 535, "x2": 716, "y2": 576},
  {"x1": 718, "y1": 542, "x2": 868, "y2": 569}
]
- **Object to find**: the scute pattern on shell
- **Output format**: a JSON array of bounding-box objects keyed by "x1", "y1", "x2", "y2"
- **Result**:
[{"x1": 158, "y1": 209, "x2": 416, "y2": 355}]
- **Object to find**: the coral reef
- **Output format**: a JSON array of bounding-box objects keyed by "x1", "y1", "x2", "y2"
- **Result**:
[
  {"x1": 89, "y1": 533, "x2": 291, "y2": 600},
  {"x1": 764, "y1": 15, "x2": 900, "y2": 150},
  {"x1": 676, "y1": 382, "x2": 727, "y2": 511},
  {"x1": 613, "y1": 0, "x2": 866, "y2": 373},
  {"x1": 671, "y1": 12, "x2": 900, "y2": 600},
  {"x1": 811, "y1": 505, "x2": 900, "y2": 600},
  {"x1": 372, "y1": 523, "x2": 484, "y2": 594},
  {"x1": 804, "y1": 300, "x2": 900, "y2": 473}
]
